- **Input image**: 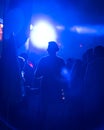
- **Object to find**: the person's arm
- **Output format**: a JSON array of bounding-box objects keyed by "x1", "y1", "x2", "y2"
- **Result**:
[{"x1": 34, "y1": 59, "x2": 43, "y2": 79}]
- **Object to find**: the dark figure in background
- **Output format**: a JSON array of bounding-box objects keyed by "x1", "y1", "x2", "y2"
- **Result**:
[
  {"x1": 94, "y1": 45, "x2": 104, "y2": 58},
  {"x1": 0, "y1": 55, "x2": 2, "y2": 101},
  {"x1": 83, "y1": 45, "x2": 104, "y2": 129},
  {"x1": 82, "y1": 48, "x2": 94, "y2": 65},
  {"x1": 66, "y1": 58, "x2": 75, "y2": 71},
  {"x1": 70, "y1": 59, "x2": 83, "y2": 94},
  {"x1": 19, "y1": 53, "x2": 34, "y2": 88},
  {"x1": 82, "y1": 48, "x2": 94, "y2": 84},
  {"x1": 0, "y1": 35, "x2": 22, "y2": 128},
  {"x1": 35, "y1": 41, "x2": 65, "y2": 129},
  {"x1": 18, "y1": 56, "x2": 26, "y2": 97}
]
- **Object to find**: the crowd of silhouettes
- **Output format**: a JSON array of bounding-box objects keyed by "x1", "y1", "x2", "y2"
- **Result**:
[{"x1": 0, "y1": 34, "x2": 104, "y2": 130}]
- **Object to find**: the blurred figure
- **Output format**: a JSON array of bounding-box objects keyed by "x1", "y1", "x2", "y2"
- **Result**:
[
  {"x1": 94, "y1": 45, "x2": 104, "y2": 58},
  {"x1": 70, "y1": 59, "x2": 83, "y2": 92},
  {"x1": 66, "y1": 58, "x2": 75, "y2": 71},
  {"x1": 18, "y1": 56, "x2": 26, "y2": 97},
  {"x1": 35, "y1": 41, "x2": 66, "y2": 129},
  {"x1": 82, "y1": 48, "x2": 94, "y2": 65},
  {"x1": 68, "y1": 59, "x2": 84, "y2": 129},
  {"x1": 18, "y1": 56, "x2": 25, "y2": 72},
  {"x1": 19, "y1": 53, "x2": 34, "y2": 88},
  {"x1": 0, "y1": 54, "x2": 2, "y2": 98},
  {"x1": 0, "y1": 35, "x2": 22, "y2": 127},
  {"x1": 82, "y1": 48, "x2": 94, "y2": 81},
  {"x1": 83, "y1": 45, "x2": 104, "y2": 129}
]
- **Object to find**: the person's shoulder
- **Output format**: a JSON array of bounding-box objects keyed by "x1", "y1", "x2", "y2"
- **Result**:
[
  {"x1": 88, "y1": 57, "x2": 104, "y2": 66},
  {"x1": 41, "y1": 56, "x2": 49, "y2": 60},
  {"x1": 57, "y1": 56, "x2": 64, "y2": 61},
  {"x1": 38, "y1": 56, "x2": 49, "y2": 62},
  {"x1": 56, "y1": 56, "x2": 65, "y2": 64}
]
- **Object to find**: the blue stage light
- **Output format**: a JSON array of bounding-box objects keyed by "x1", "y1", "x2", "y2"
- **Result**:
[
  {"x1": 61, "y1": 68, "x2": 71, "y2": 81},
  {"x1": 30, "y1": 20, "x2": 57, "y2": 50}
]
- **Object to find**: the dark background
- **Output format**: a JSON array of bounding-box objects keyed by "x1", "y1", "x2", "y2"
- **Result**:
[{"x1": 0, "y1": 0, "x2": 104, "y2": 24}]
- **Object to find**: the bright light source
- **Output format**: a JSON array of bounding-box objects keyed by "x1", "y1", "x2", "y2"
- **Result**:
[
  {"x1": 70, "y1": 26, "x2": 97, "y2": 34},
  {"x1": 0, "y1": 24, "x2": 3, "y2": 28},
  {"x1": 30, "y1": 21, "x2": 57, "y2": 50}
]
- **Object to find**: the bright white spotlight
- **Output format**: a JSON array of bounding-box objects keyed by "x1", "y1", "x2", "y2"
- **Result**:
[{"x1": 30, "y1": 21, "x2": 57, "y2": 50}]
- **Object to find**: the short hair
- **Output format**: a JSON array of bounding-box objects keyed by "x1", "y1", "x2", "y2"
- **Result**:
[{"x1": 47, "y1": 41, "x2": 59, "y2": 52}]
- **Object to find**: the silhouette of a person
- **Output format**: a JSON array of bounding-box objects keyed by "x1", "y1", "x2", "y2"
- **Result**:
[{"x1": 35, "y1": 41, "x2": 65, "y2": 129}]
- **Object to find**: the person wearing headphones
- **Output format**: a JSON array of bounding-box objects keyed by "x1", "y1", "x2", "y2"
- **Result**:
[{"x1": 35, "y1": 41, "x2": 65, "y2": 129}]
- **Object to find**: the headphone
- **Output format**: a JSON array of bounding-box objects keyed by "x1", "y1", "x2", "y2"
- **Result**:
[{"x1": 47, "y1": 41, "x2": 59, "y2": 52}]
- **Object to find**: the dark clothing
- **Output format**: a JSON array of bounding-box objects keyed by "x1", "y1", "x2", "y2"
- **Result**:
[
  {"x1": 35, "y1": 55, "x2": 66, "y2": 129},
  {"x1": 24, "y1": 63, "x2": 34, "y2": 87},
  {"x1": 0, "y1": 39, "x2": 22, "y2": 127},
  {"x1": 83, "y1": 57, "x2": 104, "y2": 129},
  {"x1": 35, "y1": 55, "x2": 65, "y2": 79},
  {"x1": 35, "y1": 55, "x2": 65, "y2": 103}
]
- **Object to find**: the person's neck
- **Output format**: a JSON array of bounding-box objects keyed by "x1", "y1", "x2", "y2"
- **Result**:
[{"x1": 49, "y1": 54, "x2": 56, "y2": 57}]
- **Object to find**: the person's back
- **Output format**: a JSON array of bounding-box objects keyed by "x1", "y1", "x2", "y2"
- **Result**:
[
  {"x1": 35, "y1": 41, "x2": 65, "y2": 102},
  {"x1": 36, "y1": 55, "x2": 65, "y2": 84},
  {"x1": 35, "y1": 41, "x2": 66, "y2": 130}
]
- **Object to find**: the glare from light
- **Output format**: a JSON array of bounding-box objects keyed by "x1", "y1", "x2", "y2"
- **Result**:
[
  {"x1": 56, "y1": 25, "x2": 65, "y2": 30},
  {"x1": 0, "y1": 18, "x2": 3, "y2": 24},
  {"x1": 30, "y1": 24, "x2": 33, "y2": 30},
  {"x1": 0, "y1": 24, "x2": 3, "y2": 28},
  {"x1": 62, "y1": 97, "x2": 65, "y2": 100},
  {"x1": 61, "y1": 67, "x2": 71, "y2": 81},
  {"x1": 25, "y1": 38, "x2": 30, "y2": 50},
  {"x1": 30, "y1": 21, "x2": 57, "y2": 50},
  {"x1": 0, "y1": 24, "x2": 3, "y2": 41},
  {"x1": 70, "y1": 26, "x2": 97, "y2": 34}
]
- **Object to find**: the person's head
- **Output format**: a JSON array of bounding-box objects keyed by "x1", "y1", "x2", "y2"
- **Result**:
[
  {"x1": 47, "y1": 41, "x2": 59, "y2": 56},
  {"x1": 94, "y1": 45, "x2": 104, "y2": 58},
  {"x1": 82, "y1": 48, "x2": 94, "y2": 64}
]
